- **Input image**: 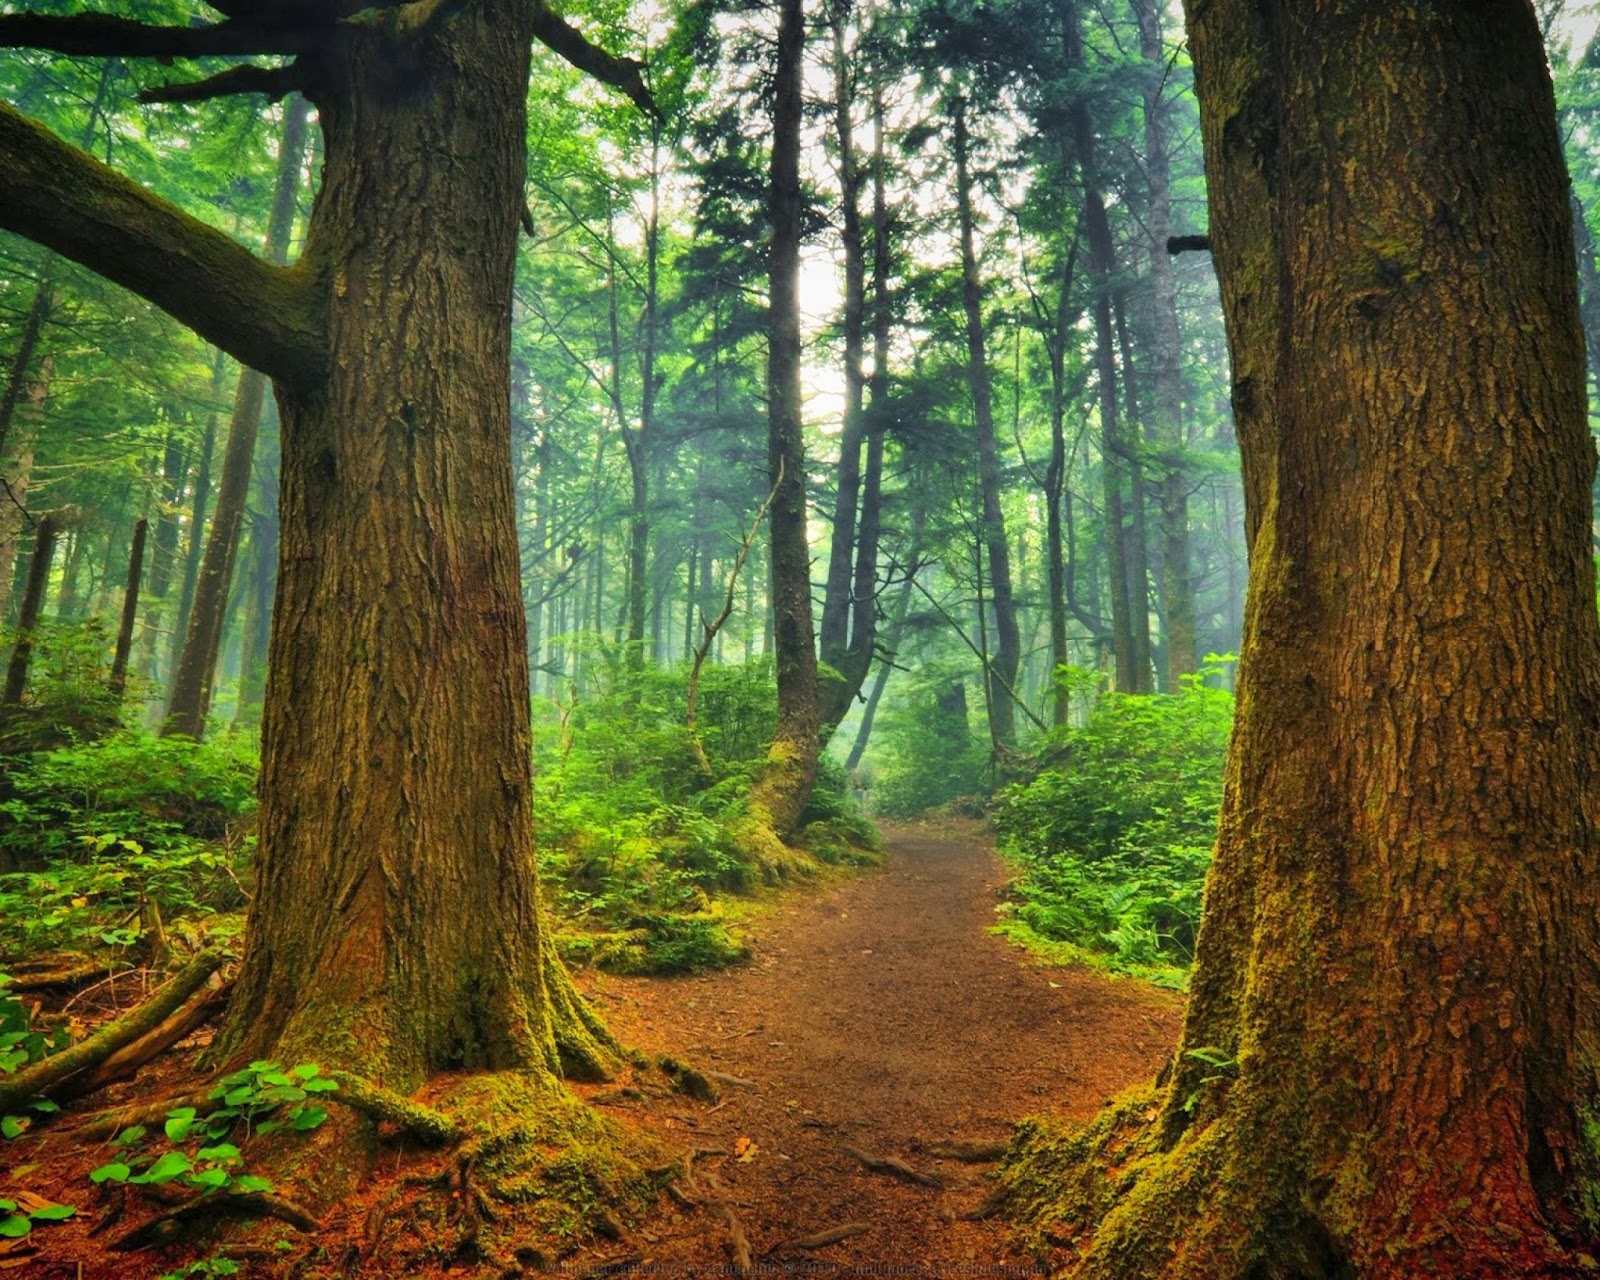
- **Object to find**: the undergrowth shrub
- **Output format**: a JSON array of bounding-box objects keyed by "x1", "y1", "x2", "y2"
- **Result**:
[{"x1": 993, "y1": 660, "x2": 1233, "y2": 986}]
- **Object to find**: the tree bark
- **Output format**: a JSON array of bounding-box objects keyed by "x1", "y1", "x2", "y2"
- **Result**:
[
  {"x1": 818, "y1": 3, "x2": 869, "y2": 730},
  {"x1": 165, "y1": 95, "x2": 308, "y2": 739},
  {"x1": 953, "y1": 97, "x2": 1021, "y2": 745},
  {"x1": 1131, "y1": 0, "x2": 1196, "y2": 688},
  {"x1": 1023, "y1": 4, "x2": 1600, "y2": 1275},
  {"x1": 172, "y1": 349, "x2": 228, "y2": 665},
  {"x1": 1113, "y1": 291, "x2": 1154, "y2": 692},
  {"x1": 108, "y1": 518, "x2": 147, "y2": 698},
  {"x1": 3, "y1": 513, "x2": 55, "y2": 706},
  {"x1": 750, "y1": 0, "x2": 821, "y2": 836}
]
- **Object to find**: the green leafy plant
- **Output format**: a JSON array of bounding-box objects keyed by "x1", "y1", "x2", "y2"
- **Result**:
[
  {"x1": 159, "y1": 1253, "x2": 241, "y2": 1280},
  {"x1": 0, "y1": 971, "x2": 69, "y2": 1140},
  {"x1": 0, "y1": 1193, "x2": 75, "y2": 1239},
  {"x1": 993, "y1": 660, "x2": 1234, "y2": 983}
]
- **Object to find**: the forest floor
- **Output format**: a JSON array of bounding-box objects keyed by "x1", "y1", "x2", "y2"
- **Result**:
[
  {"x1": 3, "y1": 820, "x2": 1181, "y2": 1278},
  {"x1": 565, "y1": 818, "x2": 1183, "y2": 1275}
]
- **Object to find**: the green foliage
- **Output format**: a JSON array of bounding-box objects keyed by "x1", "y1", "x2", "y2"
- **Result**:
[
  {"x1": 0, "y1": 729, "x2": 257, "y2": 952},
  {"x1": 993, "y1": 663, "x2": 1234, "y2": 984},
  {"x1": 870, "y1": 663, "x2": 988, "y2": 817},
  {"x1": 90, "y1": 1062, "x2": 334, "y2": 1201},
  {"x1": 0, "y1": 970, "x2": 66, "y2": 1140},
  {"x1": 0, "y1": 620, "x2": 123, "y2": 753},
  {"x1": 0, "y1": 1194, "x2": 75, "y2": 1240}
]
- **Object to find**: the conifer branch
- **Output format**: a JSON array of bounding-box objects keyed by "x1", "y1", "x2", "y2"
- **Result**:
[{"x1": 528, "y1": 0, "x2": 658, "y2": 117}]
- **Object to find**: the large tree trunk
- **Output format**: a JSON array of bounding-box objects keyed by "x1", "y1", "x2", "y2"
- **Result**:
[
  {"x1": 953, "y1": 96, "x2": 1021, "y2": 744},
  {"x1": 165, "y1": 96, "x2": 308, "y2": 739},
  {"x1": 1011, "y1": 4, "x2": 1600, "y2": 1276},
  {"x1": 750, "y1": 0, "x2": 821, "y2": 836},
  {"x1": 213, "y1": 9, "x2": 611, "y2": 1088},
  {"x1": 1131, "y1": 0, "x2": 1196, "y2": 688}
]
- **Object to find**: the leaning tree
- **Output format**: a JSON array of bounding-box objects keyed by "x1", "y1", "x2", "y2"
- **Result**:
[
  {"x1": 1005, "y1": 3, "x2": 1600, "y2": 1278},
  {"x1": 0, "y1": 1, "x2": 651, "y2": 1098}
]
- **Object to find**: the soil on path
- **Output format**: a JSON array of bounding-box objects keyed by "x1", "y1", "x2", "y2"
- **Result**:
[{"x1": 573, "y1": 822, "x2": 1184, "y2": 1274}]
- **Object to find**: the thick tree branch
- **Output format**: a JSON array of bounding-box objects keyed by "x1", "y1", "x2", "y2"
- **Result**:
[
  {"x1": 0, "y1": 12, "x2": 306, "y2": 58},
  {"x1": 139, "y1": 62, "x2": 306, "y2": 106},
  {"x1": 528, "y1": 0, "x2": 657, "y2": 117},
  {"x1": 0, "y1": 100, "x2": 324, "y2": 388}
]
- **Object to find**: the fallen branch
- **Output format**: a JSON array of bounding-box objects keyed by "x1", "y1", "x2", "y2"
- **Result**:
[
  {"x1": 51, "y1": 982, "x2": 230, "y2": 1104},
  {"x1": 328, "y1": 1071, "x2": 463, "y2": 1143},
  {"x1": 6, "y1": 955, "x2": 104, "y2": 992},
  {"x1": 703, "y1": 1071, "x2": 757, "y2": 1091},
  {"x1": 0, "y1": 949, "x2": 223, "y2": 1117},
  {"x1": 925, "y1": 1139, "x2": 1009, "y2": 1163},
  {"x1": 842, "y1": 1145, "x2": 943, "y2": 1188},
  {"x1": 787, "y1": 1222, "x2": 871, "y2": 1250},
  {"x1": 109, "y1": 1190, "x2": 319, "y2": 1250}
]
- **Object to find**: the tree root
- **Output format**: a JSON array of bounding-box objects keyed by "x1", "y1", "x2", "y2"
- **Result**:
[
  {"x1": 543, "y1": 934, "x2": 625, "y2": 1082},
  {"x1": 842, "y1": 1144, "x2": 943, "y2": 1188},
  {"x1": 700, "y1": 1170, "x2": 752, "y2": 1278},
  {"x1": 6, "y1": 954, "x2": 105, "y2": 992},
  {"x1": 108, "y1": 1190, "x2": 319, "y2": 1251},
  {"x1": 925, "y1": 1138, "x2": 1009, "y2": 1163},
  {"x1": 328, "y1": 1071, "x2": 463, "y2": 1143},
  {"x1": 74, "y1": 1090, "x2": 218, "y2": 1142},
  {"x1": 0, "y1": 950, "x2": 224, "y2": 1116}
]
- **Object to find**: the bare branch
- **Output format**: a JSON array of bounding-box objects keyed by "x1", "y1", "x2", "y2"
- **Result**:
[
  {"x1": 0, "y1": 12, "x2": 306, "y2": 58},
  {"x1": 139, "y1": 62, "x2": 306, "y2": 106},
  {"x1": 528, "y1": 0, "x2": 658, "y2": 118},
  {"x1": 0, "y1": 100, "x2": 324, "y2": 388}
]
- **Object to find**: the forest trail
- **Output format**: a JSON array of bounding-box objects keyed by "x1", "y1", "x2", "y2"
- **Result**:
[{"x1": 575, "y1": 822, "x2": 1184, "y2": 1273}]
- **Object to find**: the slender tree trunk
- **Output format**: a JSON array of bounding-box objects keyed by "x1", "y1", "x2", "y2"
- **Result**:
[
  {"x1": 3, "y1": 514, "x2": 55, "y2": 707},
  {"x1": 1114, "y1": 292, "x2": 1154, "y2": 692},
  {"x1": 1571, "y1": 193, "x2": 1600, "y2": 404},
  {"x1": 953, "y1": 97, "x2": 1021, "y2": 744},
  {"x1": 1131, "y1": 0, "x2": 1196, "y2": 688},
  {"x1": 172, "y1": 349, "x2": 228, "y2": 660},
  {"x1": 1022, "y1": 5, "x2": 1600, "y2": 1275},
  {"x1": 626, "y1": 128, "x2": 660, "y2": 665},
  {"x1": 109, "y1": 518, "x2": 148, "y2": 698},
  {"x1": 165, "y1": 96, "x2": 308, "y2": 739},
  {"x1": 213, "y1": 9, "x2": 615, "y2": 1090},
  {"x1": 818, "y1": 4, "x2": 869, "y2": 729},
  {"x1": 138, "y1": 432, "x2": 188, "y2": 687},
  {"x1": 751, "y1": 0, "x2": 821, "y2": 836},
  {"x1": 0, "y1": 254, "x2": 54, "y2": 468},
  {"x1": 232, "y1": 401, "x2": 279, "y2": 729}
]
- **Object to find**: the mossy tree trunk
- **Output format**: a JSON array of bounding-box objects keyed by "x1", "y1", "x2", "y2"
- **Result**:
[
  {"x1": 1023, "y1": 4, "x2": 1600, "y2": 1277},
  {"x1": 0, "y1": 0, "x2": 651, "y2": 1094},
  {"x1": 751, "y1": 0, "x2": 821, "y2": 838}
]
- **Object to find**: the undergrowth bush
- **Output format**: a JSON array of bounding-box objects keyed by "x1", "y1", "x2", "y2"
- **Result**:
[{"x1": 993, "y1": 660, "x2": 1233, "y2": 987}]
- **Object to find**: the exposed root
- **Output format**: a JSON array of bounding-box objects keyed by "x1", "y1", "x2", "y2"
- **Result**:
[
  {"x1": 75, "y1": 1090, "x2": 217, "y2": 1142},
  {"x1": 7, "y1": 954, "x2": 106, "y2": 992},
  {"x1": 701, "y1": 1169, "x2": 753, "y2": 1277},
  {"x1": 543, "y1": 934, "x2": 626, "y2": 1082},
  {"x1": 659, "y1": 1056, "x2": 719, "y2": 1103},
  {"x1": 108, "y1": 1190, "x2": 319, "y2": 1251},
  {"x1": 843, "y1": 1144, "x2": 943, "y2": 1188},
  {"x1": 925, "y1": 1138, "x2": 1009, "y2": 1163},
  {"x1": 329, "y1": 1070, "x2": 463, "y2": 1143}
]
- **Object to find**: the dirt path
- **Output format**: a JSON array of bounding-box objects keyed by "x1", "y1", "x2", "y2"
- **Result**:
[{"x1": 574, "y1": 824, "x2": 1184, "y2": 1273}]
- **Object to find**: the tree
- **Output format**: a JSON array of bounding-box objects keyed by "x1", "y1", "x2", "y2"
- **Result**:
[
  {"x1": 750, "y1": 0, "x2": 820, "y2": 836},
  {"x1": 0, "y1": 2, "x2": 651, "y2": 1105},
  {"x1": 1006, "y1": 3, "x2": 1600, "y2": 1276}
]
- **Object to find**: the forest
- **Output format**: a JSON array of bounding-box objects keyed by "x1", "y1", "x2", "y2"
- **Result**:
[{"x1": 1, "y1": 0, "x2": 1599, "y2": 1277}]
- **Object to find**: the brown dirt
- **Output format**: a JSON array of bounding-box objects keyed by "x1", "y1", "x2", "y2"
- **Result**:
[
  {"x1": 2, "y1": 823, "x2": 1181, "y2": 1278},
  {"x1": 567, "y1": 822, "x2": 1184, "y2": 1274}
]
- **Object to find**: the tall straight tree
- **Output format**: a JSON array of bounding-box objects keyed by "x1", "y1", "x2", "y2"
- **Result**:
[
  {"x1": 164, "y1": 94, "x2": 308, "y2": 739},
  {"x1": 0, "y1": 2, "x2": 650, "y2": 1099},
  {"x1": 750, "y1": 0, "x2": 821, "y2": 835},
  {"x1": 952, "y1": 93, "x2": 1021, "y2": 745},
  {"x1": 1010, "y1": 3, "x2": 1600, "y2": 1275}
]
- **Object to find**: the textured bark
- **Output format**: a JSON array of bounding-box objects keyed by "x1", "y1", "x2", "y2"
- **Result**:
[
  {"x1": 165, "y1": 97, "x2": 308, "y2": 740},
  {"x1": 1132, "y1": 0, "x2": 1196, "y2": 688},
  {"x1": 953, "y1": 97, "x2": 1021, "y2": 744},
  {"x1": 750, "y1": 0, "x2": 820, "y2": 836},
  {"x1": 1031, "y1": 4, "x2": 1600, "y2": 1276},
  {"x1": 0, "y1": 253, "x2": 53, "y2": 466},
  {"x1": 211, "y1": 9, "x2": 614, "y2": 1087},
  {"x1": 3, "y1": 513, "x2": 55, "y2": 706},
  {"x1": 172, "y1": 349, "x2": 228, "y2": 663},
  {"x1": 1114, "y1": 292, "x2": 1154, "y2": 692}
]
